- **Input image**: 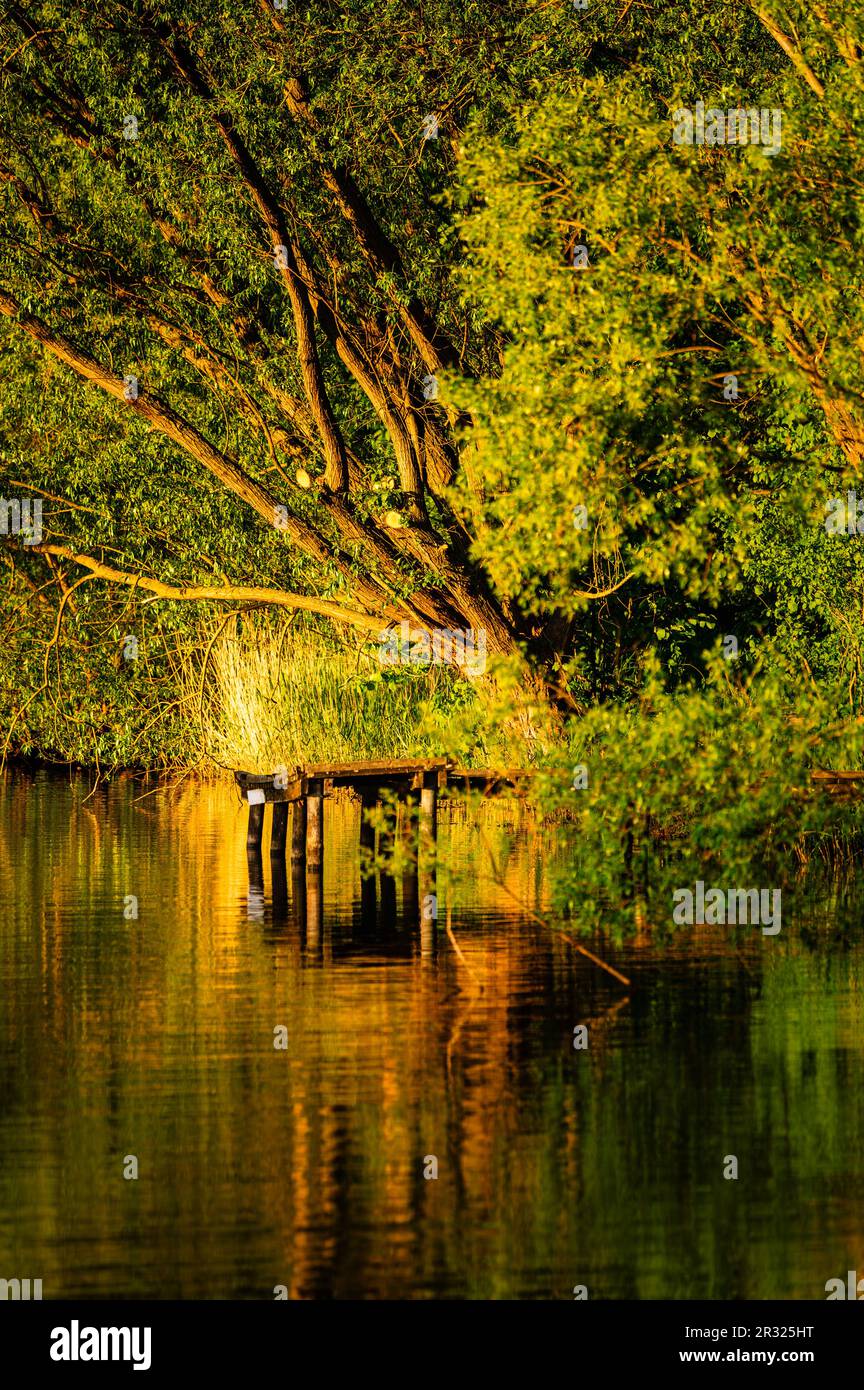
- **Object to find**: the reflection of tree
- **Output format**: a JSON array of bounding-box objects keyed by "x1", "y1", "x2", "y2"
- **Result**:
[{"x1": 1, "y1": 773, "x2": 863, "y2": 1299}]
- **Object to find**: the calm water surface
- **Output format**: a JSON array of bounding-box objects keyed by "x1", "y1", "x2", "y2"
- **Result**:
[{"x1": 1, "y1": 770, "x2": 862, "y2": 1299}]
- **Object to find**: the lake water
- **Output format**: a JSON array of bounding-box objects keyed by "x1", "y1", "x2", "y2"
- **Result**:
[{"x1": 1, "y1": 769, "x2": 862, "y2": 1299}]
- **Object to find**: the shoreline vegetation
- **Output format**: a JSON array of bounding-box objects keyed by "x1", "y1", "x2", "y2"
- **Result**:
[{"x1": 5, "y1": 614, "x2": 864, "y2": 955}]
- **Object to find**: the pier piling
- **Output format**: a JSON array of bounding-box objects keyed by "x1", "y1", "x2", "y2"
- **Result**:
[
  {"x1": 291, "y1": 798, "x2": 307, "y2": 868},
  {"x1": 270, "y1": 802, "x2": 289, "y2": 860},
  {"x1": 420, "y1": 777, "x2": 438, "y2": 847},
  {"x1": 246, "y1": 799, "x2": 265, "y2": 851},
  {"x1": 307, "y1": 778, "x2": 324, "y2": 871}
]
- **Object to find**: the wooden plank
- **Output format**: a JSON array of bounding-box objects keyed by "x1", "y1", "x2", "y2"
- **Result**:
[
  {"x1": 420, "y1": 782, "x2": 438, "y2": 844},
  {"x1": 236, "y1": 761, "x2": 536, "y2": 779},
  {"x1": 235, "y1": 761, "x2": 536, "y2": 809},
  {"x1": 304, "y1": 758, "x2": 448, "y2": 778}
]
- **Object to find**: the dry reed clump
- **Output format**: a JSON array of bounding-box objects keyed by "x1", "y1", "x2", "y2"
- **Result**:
[{"x1": 183, "y1": 613, "x2": 494, "y2": 773}]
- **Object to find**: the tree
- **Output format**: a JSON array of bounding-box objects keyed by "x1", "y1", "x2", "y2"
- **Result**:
[
  {"x1": 0, "y1": 0, "x2": 580, "y2": 673},
  {"x1": 451, "y1": 0, "x2": 864, "y2": 702},
  {"x1": 2, "y1": 1, "x2": 863, "y2": 758}
]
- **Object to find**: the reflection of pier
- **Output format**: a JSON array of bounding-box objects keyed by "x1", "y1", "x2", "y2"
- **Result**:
[{"x1": 237, "y1": 760, "x2": 532, "y2": 938}]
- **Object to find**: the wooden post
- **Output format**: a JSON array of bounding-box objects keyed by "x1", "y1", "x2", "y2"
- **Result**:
[
  {"x1": 419, "y1": 774, "x2": 438, "y2": 947},
  {"x1": 307, "y1": 777, "x2": 324, "y2": 871},
  {"x1": 291, "y1": 797, "x2": 307, "y2": 867},
  {"x1": 420, "y1": 776, "x2": 438, "y2": 847},
  {"x1": 246, "y1": 798, "x2": 265, "y2": 850},
  {"x1": 271, "y1": 801, "x2": 289, "y2": 859}
]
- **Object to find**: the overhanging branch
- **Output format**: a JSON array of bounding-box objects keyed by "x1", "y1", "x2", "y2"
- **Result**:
[{"x1": 30, "y1": 546, "x2": 389, "y2": 634}]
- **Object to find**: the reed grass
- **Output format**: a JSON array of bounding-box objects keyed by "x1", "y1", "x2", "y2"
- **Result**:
[{"x1": 181, "y1": 612, "x2": 521, "y2": 773}]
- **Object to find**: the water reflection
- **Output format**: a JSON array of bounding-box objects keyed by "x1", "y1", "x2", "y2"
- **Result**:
[{"x1": 0, "y1": 769, "x2": 862, "y2": 1300}]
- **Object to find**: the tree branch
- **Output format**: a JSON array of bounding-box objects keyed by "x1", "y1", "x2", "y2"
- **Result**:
[
  {"x1": 751, "y1": 6, "x2": 826, "y2": 97},
  {"x1": 0, "y1": 285, "x2": 433, "y2": 624},
  {"x1": 159, "y1": 29, "x2": 350, "y2": 493},
  {"x1": 30, "y1": 545, "x2": 389, "y2": 633}
]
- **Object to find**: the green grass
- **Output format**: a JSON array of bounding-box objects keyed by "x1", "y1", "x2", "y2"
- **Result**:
[{"x1": 183, "y1": 613, "x2": 527, "y2": 773}]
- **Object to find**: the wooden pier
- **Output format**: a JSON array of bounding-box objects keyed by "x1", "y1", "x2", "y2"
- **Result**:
[
  {"x1": 236, "y1": 759, "x2": 532, "y2": 943},
  {"x1": 236, "y1": 759, "x2": 532, "y2": 865}
]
